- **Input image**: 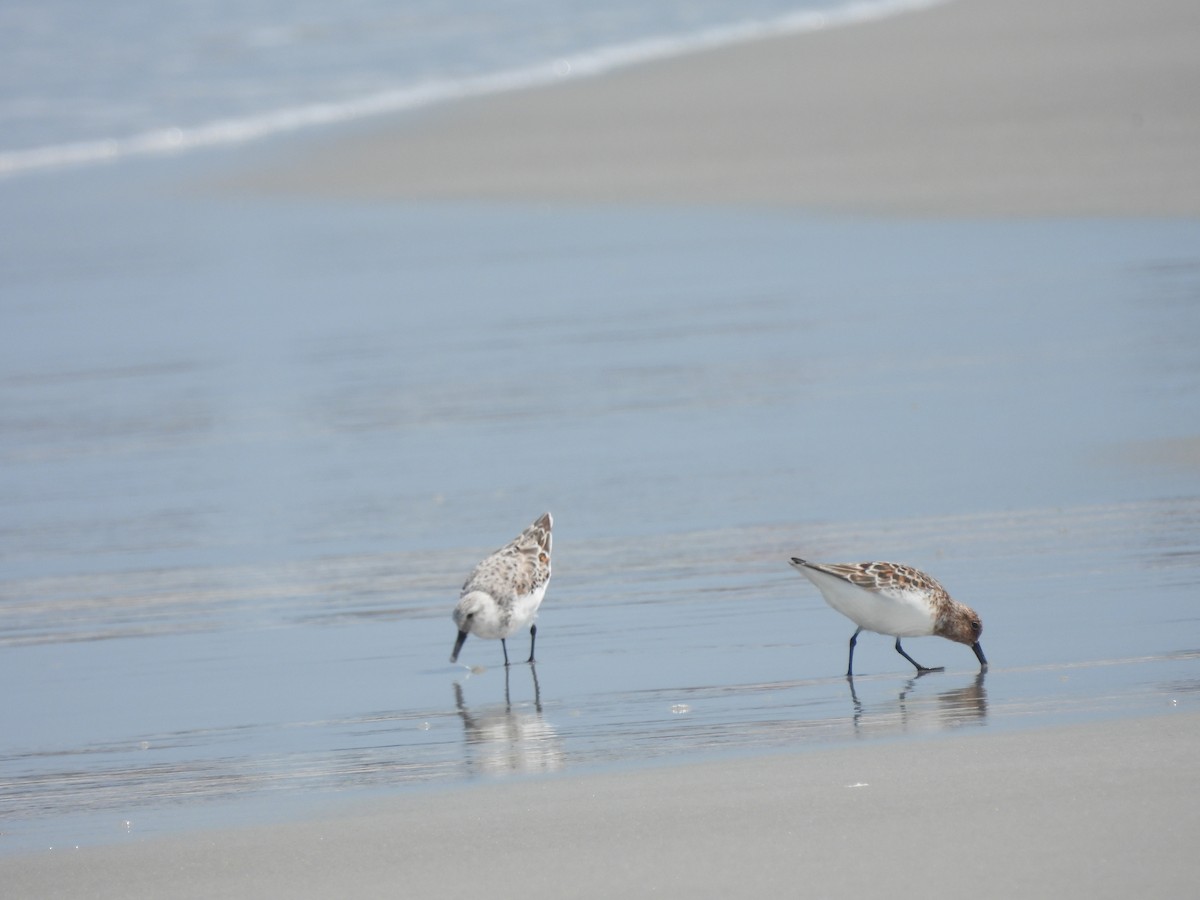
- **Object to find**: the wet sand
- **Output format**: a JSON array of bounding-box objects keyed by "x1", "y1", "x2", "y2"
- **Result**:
[
  {"x1": 248, "y1": 0, "x2": 1200, "y2": 216},
  {"x1": 5, "y1": 0, "x2": 1199, "y2": 893},
  {"x1": 4, "y1": 711, "x2": 1197, "y2": 898},
  {"x1": 218, "y1": 0, "x2": 1200, "y2": 892}
]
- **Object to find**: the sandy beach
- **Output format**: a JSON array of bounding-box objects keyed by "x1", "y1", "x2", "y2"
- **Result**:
[
  {"x1": 4, "y1": 0, "x2": 1199, "y2": 894},
  {"x1": 251, "y1": 0, "x2": 1200, "y2": 216},
  {"x1": 4, "y1": 711, "x2": 1197, "y2": 898}
]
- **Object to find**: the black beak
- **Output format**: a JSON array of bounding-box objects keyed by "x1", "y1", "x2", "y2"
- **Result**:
[
  {"x1": 450, "y1": 630, "x2": 468, "y2": 664},
  {"x1": 972, "y1": 641, "x2": 988, "y2": 671}
]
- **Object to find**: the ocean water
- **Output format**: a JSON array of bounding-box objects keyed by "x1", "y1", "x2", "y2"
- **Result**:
[
  {"x1": 0, "y1": 0, "x2": 945, "y2": 176},
  {"x1": 2, "y1": 0, "x2": 1200, "y2": 858}
]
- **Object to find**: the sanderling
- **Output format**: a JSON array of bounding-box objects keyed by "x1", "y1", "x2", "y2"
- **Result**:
[
  {"x1": 788, "y1": 557, "x2": 986, "y2": 677},
  {"x1": 450, "y1": 512, "x2": 553, "y2": 666}
]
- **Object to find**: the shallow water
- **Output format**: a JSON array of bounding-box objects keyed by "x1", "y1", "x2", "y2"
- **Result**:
[
  {"x1": 1, "y1": 159, "x2": 1198, "y2": 852},
  {"x1": 0, "y1": 0, "x2": 927, "y2": 175}
]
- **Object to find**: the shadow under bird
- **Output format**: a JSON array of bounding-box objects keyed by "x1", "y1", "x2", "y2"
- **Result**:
[
  {"x1": 450, "y1": 513, "x2": 553, "y2": 666},
  {"x1": 789, "y1": 557, "x2": 987, "y2": 677}
]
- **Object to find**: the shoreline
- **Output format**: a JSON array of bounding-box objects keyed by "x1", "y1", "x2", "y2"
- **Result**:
[
  {"x1": 4, "y1": 710, "x2": 1196, "y2": 897},
  {"x1": 238, "y1": 0, "x2": 1200, "y2": 216},
  {"x1": 7, "y1": 0, "x2": 1199, "y2": 894}
]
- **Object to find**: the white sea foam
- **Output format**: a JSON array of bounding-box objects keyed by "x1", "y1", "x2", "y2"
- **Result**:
[{"x1": 0, "y1": 0, "x2": 949, "y2": 179}]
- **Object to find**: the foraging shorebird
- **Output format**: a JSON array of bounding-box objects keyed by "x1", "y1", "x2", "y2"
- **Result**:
[
  {"x1": 450, "y1": 513, "x2": 553, "y2": 666},
  {"x1": 789, "y1": 558, "x2": 986, "y2": 676}
]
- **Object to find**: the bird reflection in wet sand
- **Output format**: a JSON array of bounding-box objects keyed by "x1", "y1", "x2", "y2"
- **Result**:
[
  {"x1": 451, "y1": 513, "x2": 552, "y2": 667},
  {"x1": 847, "y1": 671, "x2": 988, "y2": 734},
  {"x1": 453, "y1": 666, "x2": 563, "y2": 777},
  {"x1": 789, "y1": 558, "x2": 987, "y2": 676}
]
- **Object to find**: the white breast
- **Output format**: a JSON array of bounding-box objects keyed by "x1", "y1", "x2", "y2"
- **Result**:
[
  {"x1": 506, "y1": 583, "x2": 547, "y2": 633},
  {"x1": 801, "y1": 568, "x2": 936, "y2": 637},
  {"x1": 464, "y1": 582, "x2": 547, "y2": 640}
]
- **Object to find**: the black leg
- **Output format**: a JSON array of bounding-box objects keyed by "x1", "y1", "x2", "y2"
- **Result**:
[
  {"x1": 526, "y1": 623, "x2": 538, "y2": 664},
  {"x1": 894, "y1": 637, "x2": 943, "y2": 675},
  {"x1": 846, "y1": 628, "x2": 862, "y2": 677},
  {"x1": 501, "y1": 638, "x2": 510, "y2": 667}
]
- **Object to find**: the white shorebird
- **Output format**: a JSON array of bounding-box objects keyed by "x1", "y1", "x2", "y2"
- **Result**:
[
  {"x1": 789, "y1": 557, "x2": 986, "y2": 677},
  {"x1": 450, "y1": 513, "x2": 553, "y2": 667}
]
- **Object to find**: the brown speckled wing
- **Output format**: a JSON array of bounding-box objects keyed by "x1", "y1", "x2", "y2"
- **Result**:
[
  {"x1": 463, "y1": 513, "x2": 552, "y2": 601},
  {"x1": 806, "y1": 561, "x2": 946, "y2": 596}
]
